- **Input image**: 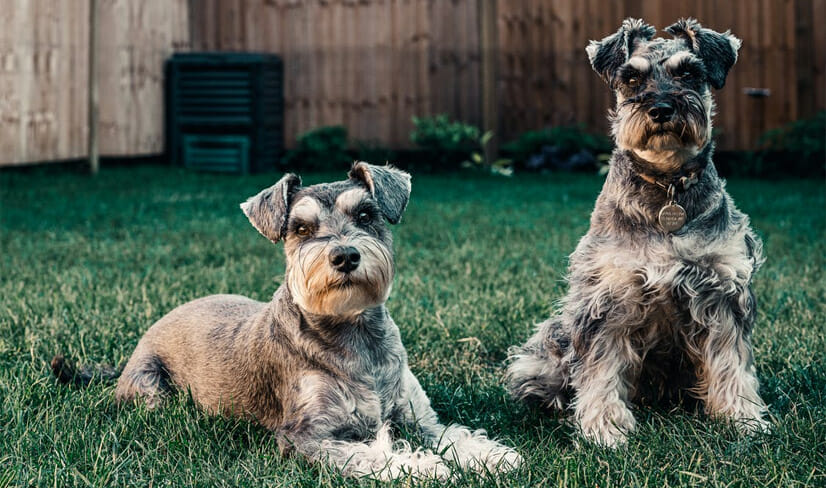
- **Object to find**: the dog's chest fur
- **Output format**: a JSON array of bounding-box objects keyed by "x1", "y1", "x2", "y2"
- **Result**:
[
  {"x1": 310, "y1": 316, "x2": 407, "y2": 421},
  {"x1": 268, "y1": 290, "x2": 408, "y2": 433},
  {"x1": 568, "y1": 158, "x2": 759, "y2": 347}
]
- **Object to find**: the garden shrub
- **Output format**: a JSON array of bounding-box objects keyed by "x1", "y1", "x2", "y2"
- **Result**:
[
  {"x1": 410, "y1": 114, "x2": 512, "y2": 174},
  {"x1": 715, "y1": 112, "x2": 825, "y2": 178},
  {"x1": 752, "y1": 111, "x2": 825, "y2": 178},
  {"x1": 282, "y1": 125, "x2": 351, "y2": 171},
  {"x1": 410, "y1": 115, "x2": 483, "y2": 169},
  {"x1": 501, "y1": 125, "x2": 613, "y2": 172}
]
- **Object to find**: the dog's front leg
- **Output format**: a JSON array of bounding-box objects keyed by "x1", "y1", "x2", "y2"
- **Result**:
[
  {"x1": 693, "y1": 289, "x2": 768, "y2": 433},
  {"x1": 277, "y1": 417, "x2": 451, "y2": 480},
  {"x1": 570, "y1": 326, "x2": 638, "y2": 447},
  {"x1": 273, "y1": 374, "x2": 451, "y2": 481},
  {"x1": 394, "y1": 369, "x2": 522, "y2": 474}
]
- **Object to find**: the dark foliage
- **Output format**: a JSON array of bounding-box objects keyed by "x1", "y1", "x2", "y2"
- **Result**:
[
  {"x1": 501, "y1": 125, "x2": 614, "y2": 172},
  {"x1": 281, "y1": 126, "x2": 351, "y2": 171}
]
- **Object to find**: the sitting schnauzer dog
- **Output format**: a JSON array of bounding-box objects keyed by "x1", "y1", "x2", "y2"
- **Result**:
[
  {"x1": 506, "y1": 19, "x2": 768, "y2": 447},
  {"x1": 53, "y1": 163, "x2": 520, "y2": 479}
]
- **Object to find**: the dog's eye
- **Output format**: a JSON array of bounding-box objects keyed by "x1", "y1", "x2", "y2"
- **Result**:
[
  {"x1": 296, "y1": 225, "x2": 312, "y2": 237},
  {"x1": 357, "y1": 211, "x2": 371, "y2": 225},
  {"x1": 679, "y1": 70, "x2": 692, "y2": 79},
  {"x1": 627, "y1": 77, "x2": 641, "y2": 88}
]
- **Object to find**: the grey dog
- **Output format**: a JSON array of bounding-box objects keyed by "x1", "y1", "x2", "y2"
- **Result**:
[
  {"x1": 53, "y1": 162, "x2": 520, "y2": 479},
  {"x1": 506, "y1": 18, "x2": 768, "y2": 447}
]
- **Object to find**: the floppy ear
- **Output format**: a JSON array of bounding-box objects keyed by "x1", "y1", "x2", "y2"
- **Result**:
[
  {"x1": 348, "y1": 162, "x2": 411, "y2": 224},
  {"x1": 240, "y1": 173, "x2": 302, "y2": 243},
  {"x1": 665, "y1": 18, "x2": 741, "y2": 89},
  {"x1": 586, "y1": 18, "x2": 656, "y2": 86}
]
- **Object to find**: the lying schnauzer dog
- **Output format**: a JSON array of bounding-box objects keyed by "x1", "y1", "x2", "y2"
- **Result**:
[
  {"x1": 506, "y1": 19, "x2": 768, "y2": 447},
  {"x1": 53, "y1": 163, "x2": 520, "y2": 479}
]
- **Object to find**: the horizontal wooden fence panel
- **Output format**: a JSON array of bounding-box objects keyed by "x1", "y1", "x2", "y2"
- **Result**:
[{"x1": 0, "y1": 0, "x2": 822, "y2": 165}]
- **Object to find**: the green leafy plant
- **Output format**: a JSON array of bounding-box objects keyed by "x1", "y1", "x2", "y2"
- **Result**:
[
  {"x1": 751, "y1": 111, "x2": 825, "y2": 177},
  {"x1": 410, "y1": 114, "x2": 512, "y2": 175},
  {"x1": 758, "y1": 111, "x2": 825, "y2": 159},
  {"x1": 466, "y1": 130, "x2": 513, "y2": 176},
  {"x1": 501, "y1": 125, "x2": 613, "y2": 172},
  {"x1": 282, "y1": 126, "x2": 351, "y2": 171},
  {"x1": 410, "y1": 114, "x2": 480, "y2": 167}
]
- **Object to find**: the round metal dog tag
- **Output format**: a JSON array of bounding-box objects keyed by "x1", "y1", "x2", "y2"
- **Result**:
[{"x1": 659, "y1": 204, "x2": 687, "y2": 232}]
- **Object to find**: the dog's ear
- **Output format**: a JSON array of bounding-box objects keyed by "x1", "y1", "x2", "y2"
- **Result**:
[
  {"x1": 665, "y1": 18, "x2": 741, "y2": 89},
  {"x1": 348, "y1": 162, "x2": 411, "y2": 224},
  {"x1": 586, "y1": 18, "x2": 656, "y2": 86},
  {"x1": 240, "y1": 173, "x2": 302, "y2": 243}
]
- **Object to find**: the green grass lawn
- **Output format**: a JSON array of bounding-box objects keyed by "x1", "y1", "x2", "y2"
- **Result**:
[{"x1": 1, "y1": 165, "x2": 824, "y2": 487}]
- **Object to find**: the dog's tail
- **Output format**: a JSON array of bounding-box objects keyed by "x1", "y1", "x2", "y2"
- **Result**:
[{"x1": 50, "y1": 354, "x2": 121, "y2": 386}]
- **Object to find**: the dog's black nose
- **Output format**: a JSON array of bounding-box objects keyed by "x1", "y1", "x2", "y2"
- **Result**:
[
  {"x1": 648, "y1": 102, "x2": 675, "y2": 123},
  {"x1": 329, "y1": 246, "x2": 360, "y2": 273}
]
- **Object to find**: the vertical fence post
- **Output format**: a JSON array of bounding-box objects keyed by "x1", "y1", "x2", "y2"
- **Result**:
[
  {"x1": 88, "y1": 0, "x2": 99, "y2": 174},
  {"x1": 479, "y1": 0, "x2": 499, "y2": 164}
]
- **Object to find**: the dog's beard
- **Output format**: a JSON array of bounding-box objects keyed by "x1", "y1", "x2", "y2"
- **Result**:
[
  {"x1": 612, "y1": 91, "x2": 711, "y2": 170},
  {"x1": 287, "y1": 236, "x2": 394, "y2": 316}
]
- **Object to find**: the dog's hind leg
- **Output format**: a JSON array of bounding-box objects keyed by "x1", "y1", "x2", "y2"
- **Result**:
[
  {"x1": 505, "y1": 317, "x2": 571, "y2": 410},
  {"x1": 114, "y1": 344, "x2": 172, "y2": 409}
]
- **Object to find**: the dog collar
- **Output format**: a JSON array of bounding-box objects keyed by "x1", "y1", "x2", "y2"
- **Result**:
[
  {"x1": 626, "y1": 150, "x2": 708, "y2": 232},
  {"x1": 627, "y1": 147, "x2": 708, "y2": 193},
  {"x1": 637, "y1": 169, "x2": 702, "y2": 192}
]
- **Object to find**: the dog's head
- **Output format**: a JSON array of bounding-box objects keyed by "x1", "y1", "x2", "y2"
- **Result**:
[
  {"x1": 241, "y1": 162, "x2": 411, "y2": 317},
  {"x1": 587, "y1": 18, "x2": 740, "y2": 171}
]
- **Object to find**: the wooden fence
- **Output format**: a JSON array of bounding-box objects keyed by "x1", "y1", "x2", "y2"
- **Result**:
[
  {"x1": 0, "y1": 0, "x2": 189, "y2": 166},
  {"x1": 1, "y1": 0, "x2": 823, "y2": 166}
]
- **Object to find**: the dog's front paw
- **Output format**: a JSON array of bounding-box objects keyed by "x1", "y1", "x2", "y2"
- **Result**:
[
  {"x1": 577, "y1": 404, "x2": 636, "y2": 448},
  {"x1": 460, "y1": 438, "x2": 523, "y2": 474},
  {"x1": 438, "y1": 425, "x2": 522, "y2": 474},
  {"x1": 355, "y1": 445, "x2": 453, "y2": 481},
  {"x1": 364, "y1": 454, "x2": 453, "y2": 481},
  {"x1": 483, "y1": 445, "x2": 523, "y2": 473},
  {"x1": 398, "y1": 452, "x2": 453, "y2": 481},
  {"x1": 709, "y1": 397, "x2": 770, "y2": 437},
  {"x1": 733, "y1": 414, "x2": 771, "y2": 436}
]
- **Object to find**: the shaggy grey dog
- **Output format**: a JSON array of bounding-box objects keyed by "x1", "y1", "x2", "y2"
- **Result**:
[
  {"x1": 54, "y1": 163, "x2": 521, "y2": 479},
  {"x1": 506, "y1": 18, "x2": 769, "y2": 447}
]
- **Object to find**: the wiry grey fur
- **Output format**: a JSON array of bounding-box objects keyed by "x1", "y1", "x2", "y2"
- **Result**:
[
  {"x1": 506, "y1": 19, "x2": 768, "y2": 447},
  {"x1": 56, "y1": 162, "x2": 521, "y2": 480}
]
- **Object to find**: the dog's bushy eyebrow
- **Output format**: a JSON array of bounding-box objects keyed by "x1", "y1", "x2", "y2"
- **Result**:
[
  {"x1": 334, "y1": 188, "x2": 370, "y2": 213},
  {"x1": 289, "y1": 197, "x2": 323, "y2": 223},
  {"x1": 663, "y1": 52, "x2": 701, "y2": 69},
  {"x1": 626, "y1": 56, "x2": 651, "y2": 72}
]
